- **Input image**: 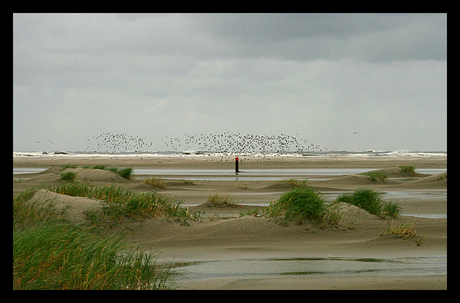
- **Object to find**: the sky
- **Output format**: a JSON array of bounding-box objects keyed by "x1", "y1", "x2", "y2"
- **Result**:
[{"x1": 13, "y1": 13, "x2": 447, "y2": 152}]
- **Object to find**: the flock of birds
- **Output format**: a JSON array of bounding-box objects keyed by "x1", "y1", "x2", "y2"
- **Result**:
[
  {"x1": 86, "y1": 133, "x2": 153, "y2": 151},
  {"x1": 84, "y1": 132, "x2": 325, "y2": 161},
  {"x1": 167, "y1": 132, "x2": 323, "y2": 153}
]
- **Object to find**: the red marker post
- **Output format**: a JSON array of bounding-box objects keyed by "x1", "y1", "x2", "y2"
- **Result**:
[{"x1": 235, "y1": 156, "x2": 239, "y2": 173}]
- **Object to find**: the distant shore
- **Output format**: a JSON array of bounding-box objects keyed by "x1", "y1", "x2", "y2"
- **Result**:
[{"x1": 13, "y1": 154, "x2": 447, "y2": 169}]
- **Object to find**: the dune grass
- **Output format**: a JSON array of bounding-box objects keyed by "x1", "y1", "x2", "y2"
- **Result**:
[
  {"x1": 267, "y1": 187, "x2": 328, "y2": 224},
  {"x1": 42, "y1": 183, "x2": 200, "y2": 224},
  {"x1": 281, "y1": 178, "x2": 308, "y2": 188},
  {"x1": 60, "y1": 164, "x2": 78, "y2": 170},
  {"x1": 13, "y1": 183, "x2": 202, "y2": 227},
  {"x1": 82, "y1": 165, "x2": 133, "y2": 180},
  {"x1": 335, "y1": 188, "x2": 400, "y2": 218},
  {"x1": 13, "y1": 221, "x2": 174, "y2": 290},
  {"x1": 380, "y1": 222, "x2": 417, "y2": 240},
  {"x1": 107, "y1": 167, "x2": 133, "y2": 180},
  {"x1": 399, "y1": 165, "x2": 415, "y2": 175},
  {"x1": 361, "y1": 172, "x2": 388, "y2": 182},
  {"x1": 207, "y1": 193, "x2": 241, "y2": 208},
  {"x1": 381, "y1": 201, "x2": 402, "y2": 218},
  {"x1": 13, "y1": 187, "x2": 65, "y2": 230},
  {"x1": 13, "y1": 185, "x2": 178, "y2": 290},
  {"x1": 60, "y1": 171, "x2": 77, "y2": 181},
  {"x1": 143, "y1": 177, "x2": 166, "y2": 189}
]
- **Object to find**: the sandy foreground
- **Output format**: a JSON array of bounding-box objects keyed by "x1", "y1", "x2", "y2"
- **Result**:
[{"x1": 13, "y1": 155, "x2": 447, "y2": 290}]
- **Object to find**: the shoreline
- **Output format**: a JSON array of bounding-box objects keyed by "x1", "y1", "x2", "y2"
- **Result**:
[{"x1": 13, "y1": 155, "x2": 447, "y2": 169}]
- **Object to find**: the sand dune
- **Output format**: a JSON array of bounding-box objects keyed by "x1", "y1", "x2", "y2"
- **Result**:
[
  {"x1": 13, "y1": 156, "x2": 447, "y2": 289},
  {"x1": 396, "y1": 172, "x2": 447, "y2": 189},
  {"x1": 26, "y1": 189, "x2": 103, "y2": 224},
  {"x1": 365, "y1": 167, "x2": 427, "y2": 178},
  {"x1": 63, "y1": 168, "x2": 130, "y2": 183}
]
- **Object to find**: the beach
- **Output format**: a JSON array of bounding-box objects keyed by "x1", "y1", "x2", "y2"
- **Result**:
[{"x1": 13, "y1": 155, "x2": 447, "y2": 289}]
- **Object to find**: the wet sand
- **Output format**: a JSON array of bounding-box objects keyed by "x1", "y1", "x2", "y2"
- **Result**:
[{"x1": 13, "y1": 155, "x2": 447, "y2": 289}]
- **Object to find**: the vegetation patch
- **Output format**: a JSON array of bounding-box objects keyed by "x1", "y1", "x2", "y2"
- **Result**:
[
  {"x1": 106, "y1": 167, "x2": 133, "y2": 179},
  {"x1": 435, "y1": 172, "x2": 447, "y2": 181},
  {"x1": 267, "y1": 187, "x2": 328, "y2": 224},
  {"x1": 13, "y1": 221, "x2": 175, "y2": 290},
  {"x1": 143, "y1": 177, "x2": 166, "y2": 189},
  {"x1": 399, "y1": 166, "x2": 416, "y2": 175},
  {"x1": 380, "y1": 222, "x2": 425, "y2": 245},
  {"x1": 207, "y1": 194, "x2": 241, "y2": 208},
  {"x1": 17, "y1": 183, "x2": 201, "y2": 226},
  {"x1": 83, "y1": 165, "x2": 133, "y2": 180},
  {"x1": 335, "y1": 188, "x2": 400, "y2": 218},
  {"x1": 281, "y1": 178, "x2": 308, "y2": 188},
  {"x1": 13, "y1": 184, "x2": 178, "y2": 290},
  {"x1": 360, "y1": 172, "x2": 388, "y2": 182},
  {"x1": 60, "y1": 164, "x2": 78, "y2": 170},
  {"x1": 60, "y1": 171, "x2": 77, "y2": 182}
]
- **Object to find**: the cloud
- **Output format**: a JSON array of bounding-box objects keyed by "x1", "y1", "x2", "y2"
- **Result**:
[
  {"x1": 192, "y1": 13, "x2": 447, "y2": 62},
  {"x1": 13, "y1": 13, "x2": 447, "y2": 152}
]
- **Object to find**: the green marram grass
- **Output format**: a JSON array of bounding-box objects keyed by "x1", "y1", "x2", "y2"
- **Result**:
[
  {"x1": 12, "y1": 184, "x2": 181, "y2": 290},
  {"x1": 207, "y1": 193, "x2": 241, "y2": 208},
  {"x1": 43, "y1": 183, "x2": 201, "y2": 224},
  {"x1": 361, "y1": 172, "x2": 388, "y2": 182},
  {"x1": 13, "y1": 222, "x2": 174, "y2": 290},
  {"x1": 399, "y1": 165, "x2": 416, "y2": 175},
  {"x1": 60, "y1": 171, "x2": 77, "y2": 181},
  {"x1": 336, "y1": 188, "x2": 401, "y2": 218},
  {"x1": 82, "y1": 165, "x2": 133, "y2": 179},
  {"x1": 143, "y1": 177, "x2": 166, "y2": 189},
  {"x1": 267, "y1": 187, "x2": 328, "y2": 224}
]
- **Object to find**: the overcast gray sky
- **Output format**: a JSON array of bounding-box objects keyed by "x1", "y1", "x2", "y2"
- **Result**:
[{"x1": 13, "y1": 13, "x2": 447, "y2": 152}]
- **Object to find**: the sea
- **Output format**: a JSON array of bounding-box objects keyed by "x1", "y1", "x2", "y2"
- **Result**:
[{"x1": 13, "y1": 150, "x2": 447, "y2": 158}]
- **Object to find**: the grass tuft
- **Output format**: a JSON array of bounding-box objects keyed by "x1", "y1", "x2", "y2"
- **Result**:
[
  {"x1": 380, "y1": 222, "x2": 417, "y2": 240},
  {"x1": 336, "y1": 189, "x2": 383, "y2": 216},
  {"x1": 207, "y1": 193, "x2": 241, "y2": 208},
  {"x1": 267, "y1": 187, "x2": 327, "y2": 224},
  {"x1": 60, "y1": 164, "x2": 78, "y2": 170},
  {"x1": 381, "y1": 201, "x2": 401, "y2": 218},
  {"x1": 361, "y1": 172, "x2": 388, "y2": 182},
  {"x1": 21, "y1": 183, "x2": 201, "y2": 225},
  {"x1": 60, "y1": 172, "x2": 77, "y2": 182},
  {"x1": 399, "y1": 166, "x2": 415, "y2": 175},
  {"x1": 83, "y1": 165, "x2": 133, "y2": 180},
  {"x1": 107, "y1": 167, "x2": 133, "y2": 180},
  {"x1": 13, "y1": 221, "x2": 175, "y2": 290},
  {"x1": 281, "y1": 179, "x2": 308, "y2": 188},
  {"x1": 336, "y1": 188, "x2": 401, "y2": 218},
  {"x1": 143, "y1": 178, "x2": 166, "y2": 189}
]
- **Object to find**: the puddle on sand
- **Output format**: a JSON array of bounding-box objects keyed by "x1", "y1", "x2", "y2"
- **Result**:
[
  {"x1": 402, "y1": 214, "x2": 447, "y2": 219},
  {"x1": 164, "y1": 255, "x2": 446, "y2": 282},
  {"x1": 13, "y1": 168, "x2": 48, "y2": 174}
]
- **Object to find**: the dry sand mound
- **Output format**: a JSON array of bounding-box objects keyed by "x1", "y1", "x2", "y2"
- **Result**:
[
  {"x1": 28, "y1": 172, "x2": 61, "y2": 183},
  {"x1": 264, "y1": 182, "x2": 295, "y2": 190},
  {"x1": 398, "y1": 172, "x2": 447, "y2": 189},
  {"x1": 27, "y1": 189, "x2": 103, "y2": 224},
  {"x1": 331, "y1": 202, "x2": 375, "y2": 219},
  {"x1": 366, "y1": 167, "x2": 426, "y2": 178},
  {"x1": 322, "y1": 174, "x2": 375, "y2": 185},
  {"x1": 62, "y1": 168, "x2": 130, "y2": 183},
  {"x1": 25, "y1": 168, "x2": 130, "y2": 184},
  {"x1": 133, "y1": 202, "x2": 381, "y2": 248},
  {"x1": 133, "y1": 216, "x2": 298, "y2": 247}
]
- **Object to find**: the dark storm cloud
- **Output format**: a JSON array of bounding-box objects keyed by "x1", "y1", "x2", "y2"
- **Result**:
[{"x1": 192, "y1": 13, "x2": 447, "y2": 62}]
